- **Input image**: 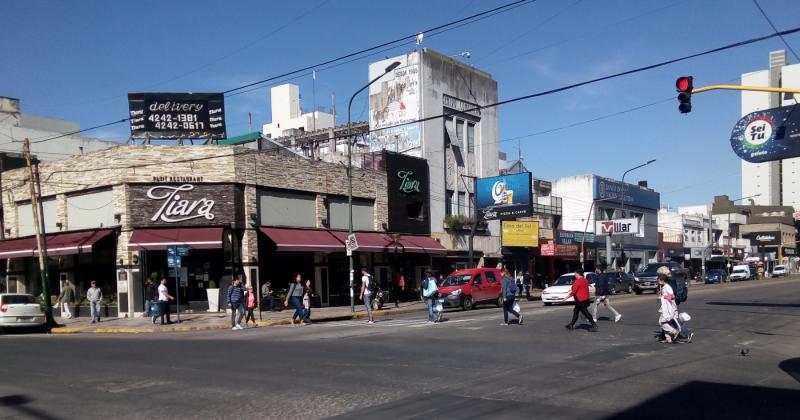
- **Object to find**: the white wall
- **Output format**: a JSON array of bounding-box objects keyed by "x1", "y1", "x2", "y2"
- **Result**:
[
  {"x1": 780, "y1": 63, "x2": 800, "y2": 212},
  {"x1": 262, "y1": 84, "x2": 335, "y2": 139},
  {"x1": 740, "y1": 69, "x2": 780, "y2": 206},
  {"x1": 550, "y1": 175, "x2": 594, "y2": 232},
  {"x1": 658, "y1": 209, "x2": 683, "y2": 243},
  {"x1": 17, "y1": 199, "x2": 58, "y2": 236},
  {"x1": 67, "y1": 190, "x2": 116, "y2": 230}
]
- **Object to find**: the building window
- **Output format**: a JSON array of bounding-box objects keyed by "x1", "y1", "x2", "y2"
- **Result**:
[
  {"x1": 446, "y1": 190, "x2": 454, "y2": 216},
  {"x1": 466, "y1": 122, "x2": 475, "y2": 153},
  {"x1": 407, "y1": 202, "x2": 424, "y2": 220},
  {"x1": 458, "y1": 192, "x2": 466, "y2": 216},
  {"x1": 456, "y1": 119, "x2": 465, "y2": 148}
]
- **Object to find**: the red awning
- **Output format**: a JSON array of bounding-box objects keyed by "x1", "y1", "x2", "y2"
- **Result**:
[
  {"x1": 328, "y1": 231, "x2": 445, "y2": 254},
  {"x1": 0, "y1": 229, "x2": 114, "y2": 258},
  {"x1": 259, "y1": 227, "x2": 344, "y2": 252},
  {"x1": 128, "y1": 228, "x2": 223, "y2": 251}
]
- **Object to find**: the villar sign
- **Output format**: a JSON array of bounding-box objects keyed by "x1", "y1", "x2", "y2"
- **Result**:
[{"x1": 596, "y1": 218, "x2": 639, "y2": 236}]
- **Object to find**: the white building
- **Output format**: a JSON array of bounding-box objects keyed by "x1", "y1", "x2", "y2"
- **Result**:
[
  {"x1": 261, "y1": 84, "x2": 335, "y2": 139},
  {"x1": 740, "y1": 50, "x2": 800, "y2": 214}
]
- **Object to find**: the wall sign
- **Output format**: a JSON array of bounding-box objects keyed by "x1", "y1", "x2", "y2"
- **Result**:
[
  {"x1": 384, "y1": 151, "x2": 430, "y2": 235},
  {"x1": 744, "y1": 231, "x2": 781, "y2": 246},
  {"x1": 128, "y1": 92, "x2": 226, "y2": 140},
  {"x1": 129, "y1": 183, "x2": 242, "y2": 227},
  {"x1": 397, "y1": 170, "x2": 421, "y2": 194},
  {"x1": 502, "y1": 221, "x2": 539, "y2": 247},
  {"x1": 596, "y1": 218, "x2": 640, "y2": 236},
  {"x1": 476, "y1": 173, "x2": 532, "y2": 220},
  {"x1": 594, "y1": 176, "x2": 660, "y2": 210}
]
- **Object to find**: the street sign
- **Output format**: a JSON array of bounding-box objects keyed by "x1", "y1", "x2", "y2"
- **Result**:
[
  {"x1": 345, "y1": 233, "x2": 359, "y2": 252},
  {"x1": 176, "y1": 245, "x2": 190, "y2": 256},
  {"x1": 730, "y1": 105, "x2": 800, "y2": 163}
]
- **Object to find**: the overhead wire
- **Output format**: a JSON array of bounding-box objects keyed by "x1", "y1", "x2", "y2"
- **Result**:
[{"x1": 751, "y1": 0, "x2": 800, "y2": 62}]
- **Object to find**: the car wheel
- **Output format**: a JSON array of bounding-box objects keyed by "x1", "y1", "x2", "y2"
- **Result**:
[
  {"x1": 626, "y1": 283, "x2": 633, "y2": 294},
  {"x1": 496, "y1": 296, "x2": 503, "y2": 308},
  {"x1": 462, "y1": 296, "x2": 473, "y2": 311},
  {"x1": 544, "y1": 302, "x2": 552, "y2": 306}
]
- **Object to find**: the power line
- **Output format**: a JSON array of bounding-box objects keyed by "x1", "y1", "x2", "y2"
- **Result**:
[{"x1": 751, "y1": 0, "x2": 800, "y2": 62}]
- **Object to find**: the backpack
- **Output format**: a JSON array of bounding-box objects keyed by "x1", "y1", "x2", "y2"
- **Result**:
[
  {"x1": 675, "y1": 279, "x2": 688, "y2": 304},
  {"x1": 366, "y1": 275, "x2": 377, "y2": 293},
  {"x1": 505, "y1": 278, "x2": 517, "y2": 299}
]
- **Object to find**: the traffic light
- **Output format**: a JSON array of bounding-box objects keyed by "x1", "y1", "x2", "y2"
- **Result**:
[{"x1": 676, "y1": 76, "x2": 693, "y2": 113}]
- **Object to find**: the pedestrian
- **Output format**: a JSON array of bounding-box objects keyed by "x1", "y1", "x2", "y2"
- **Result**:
[
  {"x1": 86, "y1": 281, "x2": 103, "y2": 323},
  {"x1": 284, "y1": 274, "x2": 305, "y2": 325},
  {"x1": 302, "y1": 279, "x2": 314, "y2": 324},
  {"x1": 515, "y1": 272, "x2": 524, "y2": 297},
  {"x1": 153, "y1": 278, "x2": 174, "y2": 325},
  {"x1": 57, "y1": 279, "x2": 76, "y2": 319},
  {"x1": 523, "y1": 271, "x2": 532, "y2": 299},
  {"x1": 421, "y1": 270, "x2": 439, "y2": 323},
  {"x1": 656, "y1": 266, "x2": 679, "y2": 343},
  {"x1": 227, "y1": 277, "x2": 245, "y2": 330},
  {"x1": 562, "y1": 269, "x2": 597, "y2": 332},
  {"x1": 243, "y1": 285, "x2": 258, "y2": 327},
  {"x1": 143, "y1": 278, "x2": 157, "y2": 318},
  {"x1": 394, "y1": 269, "x2": 406, "y2": 308},
  {"x1": 500, "y1": 268, "x2": 523, "y2": 325},
  {"x1": 359, "y1": 267, "x2": 376, "y2": 324},
  {"x1": 261, "y1": 280, "x2": 277, "y2": 311},
  {"x1": 591, "y1": 264, "x2": 622, "y2": 323}
]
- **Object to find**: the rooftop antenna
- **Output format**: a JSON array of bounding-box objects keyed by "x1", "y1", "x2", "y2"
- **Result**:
[{"x1": 415, "y1": 32, "x2": 424, "y2": 50}]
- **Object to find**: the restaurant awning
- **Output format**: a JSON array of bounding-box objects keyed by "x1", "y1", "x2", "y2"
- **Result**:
[
  {"x1": 0, "y1": 229, "x2": 114, "y2": 258},
  {"x1": 397, "y1": 235, "x2": 447, "y2": 254},
  {"x1": 329, "y1": 231, "x2": 446, "y2": 254},
  {"x1": 128, "y1": 228, "x2": 223, "y2": 251},
  {"x1": 259, "y1": 227, "x2": 344, "y2": 252}
]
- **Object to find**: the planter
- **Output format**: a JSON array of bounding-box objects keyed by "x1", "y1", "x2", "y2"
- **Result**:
[{"x1": 206, "y1": 288, "x2": 220, "y2": 312}]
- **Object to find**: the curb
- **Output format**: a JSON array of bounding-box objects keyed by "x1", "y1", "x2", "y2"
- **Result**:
[{"x1": 48, "y1": 305, "x2": 428, "y2": 334}]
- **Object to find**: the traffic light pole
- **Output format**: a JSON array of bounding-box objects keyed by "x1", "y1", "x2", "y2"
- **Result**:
[{"x1": 691, "y1": 84, "x2": 800, "y2": 95}]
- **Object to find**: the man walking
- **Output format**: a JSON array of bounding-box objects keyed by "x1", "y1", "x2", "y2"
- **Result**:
[
  {"x1": 523, "y1": 271, "x2": 532, "y2": 299},
  {"x1": 57, "y1": 280, "x2": 76, "y2": 319},
  {"x1": 563, "y1": 269, "x2": 597, "y2": 332},
  {"x1": 421, "y1": 270, "x2": 439, "y2": 323},
  {"x1": 592, "y1": 264, "x2": 621, "y2": 323},
  {"x1": 154, "y1": 278, "x2": 174, "y2": 325},
  {"x1": 86, "y1": 281, "x2": 103, "y2": 323},
  {"x1": 500, "y1": 268, "x2": 523, "y2": 325},
  {"x1": 143, "y1": 278, "x2": 157, "y2": 318},
  {"x1": 227, "y1": 276, "x2": 245, "y2": 330},
  {"x1": 359, "y1": 267, "x2": 375, "y2": 324}
]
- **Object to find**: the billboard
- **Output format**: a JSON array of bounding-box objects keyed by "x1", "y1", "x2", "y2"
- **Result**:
[
  {"x1": 476, "y1": 173, "x2": 532, "y2": 220},
  {"x1": 596, "y1": 218, "x2": 640, "y2": 236},
  {"x1": 744, "y1": 231, "x2": 781, "y2": 246},
  {"x1": 730, "y1": 105, "x2": 800, "y2": 163},
  {"x1": 594, "y1": 176, "x2": 660, "y2": 210},
  {"x1": 128, "y1": 93, "x2": 226, "y2": 140},
  {"x1": 368, "y1": 55, "x2": 421, "y2": 155},
  {"x1": 501, "y1": 221, "x2": 539, "y2": 247}
]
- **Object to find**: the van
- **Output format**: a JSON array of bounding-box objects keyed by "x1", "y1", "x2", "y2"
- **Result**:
[
  {"x1": 437, "y1": 268, "x2": 504, "y2": 311},
  {"x1": 730, "y1": 264, "x2": 752, "y2": 281}
]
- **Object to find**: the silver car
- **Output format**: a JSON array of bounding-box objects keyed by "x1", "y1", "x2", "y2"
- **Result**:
[{"x1": 0, "y1": 294, "x2": 46, "y2": 332}]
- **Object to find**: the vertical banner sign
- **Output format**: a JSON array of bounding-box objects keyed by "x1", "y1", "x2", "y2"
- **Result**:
[
  {"x1": 128, "y1": 92, "x2": 226, "y2": 140},
  {"x1": 730, "y1": 105, "x2": 800, "y2": 163},
  {"x1": 476, "y1": 172, "x2": 532, "y2": 220}
]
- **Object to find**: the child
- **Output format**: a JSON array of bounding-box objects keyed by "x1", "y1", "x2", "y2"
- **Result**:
[{"x1": 244, "y1": 285, "x2": 258, "y2": 327}]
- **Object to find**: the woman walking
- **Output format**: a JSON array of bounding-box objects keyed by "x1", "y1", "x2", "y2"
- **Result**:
[
  {"x1": 656, "y1": 266, "x2": 679, "y2": 343},
  {"x1": 284, "y1": 274, "x2": 305, "y2": 326},
  {"x1": 244, "y1": 285, "x2": 258, "y2": 327},
  {"x1": 500, "y1": 268, "x2": 523, "y2": 325}
]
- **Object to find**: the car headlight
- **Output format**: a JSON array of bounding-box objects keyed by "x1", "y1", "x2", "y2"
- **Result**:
[
  {"x1": 451, "y1": 289, "x2": 461, "y2": 296},
  {"x1": 634, "y1": 277, "x2": 640, "y2": 282}
]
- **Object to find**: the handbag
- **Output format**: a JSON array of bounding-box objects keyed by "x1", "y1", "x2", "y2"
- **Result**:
[
  {"x1": 435, "y1": 302, "x2": 443, "y2": 313},
  {"x1": 513, "y1": 302, "x2": 521, "y2": 313}
]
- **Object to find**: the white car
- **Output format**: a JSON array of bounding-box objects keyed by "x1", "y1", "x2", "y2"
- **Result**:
[
  {"x1": 0, "y1": 294, "x2": 46, "y2": 332},
  {"x1": 730, "y1": 267, "x2": 751, "y2": 281},
  {"x1": 542, "y1": 273, "x2": 597, "y2": 306},
  {"x1": 772, "y1": 265, "x2": 788, "y2": 277}
]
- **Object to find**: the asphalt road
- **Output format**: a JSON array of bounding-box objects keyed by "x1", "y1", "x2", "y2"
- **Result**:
[{"x1": 2, "y1": 277, "x2": 800, "y2": 420}]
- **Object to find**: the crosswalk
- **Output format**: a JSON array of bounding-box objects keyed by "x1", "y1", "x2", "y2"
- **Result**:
[{"x1": 307, "y1": 317, "x2": 478, "y2": 329}]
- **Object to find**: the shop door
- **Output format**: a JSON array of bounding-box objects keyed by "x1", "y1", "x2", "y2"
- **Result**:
[
  {"x1": 315, "y1": 266, "x2": 329, "y2": 306},
  {"x1": 374, "y1": 265, "x2": 391, "y2": 291}
]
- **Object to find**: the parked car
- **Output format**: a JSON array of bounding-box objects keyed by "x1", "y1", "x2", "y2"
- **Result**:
[
  {"x1": 602, "y1": 271, "x2": 635, "y2": 294},
  {"x1": 437, "y1": 268, "x2": 503, "y2": 311},
  {"x1": 704, "y1": 269, "x2": 728, "y2": 284},
  {"x1": 542, "y1": 272, "x2": 597, "y2": 306},
  {"x1": 730, "y1": 265, "x2": 752, "y2": 281},
  {"x1": 772, "y1": 265, "x2": 788, "y2": 277},
  {"x1": 0, "y1": 294, "x2": 46, "y2": 333},
  {"x1": 633, "y1": 262, "x2": 688, "y2": 294}
]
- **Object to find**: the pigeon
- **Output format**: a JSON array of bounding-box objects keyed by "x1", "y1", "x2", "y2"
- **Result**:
[{"x1": 740, "y1": 348, "x2": 750, "y2": 357}]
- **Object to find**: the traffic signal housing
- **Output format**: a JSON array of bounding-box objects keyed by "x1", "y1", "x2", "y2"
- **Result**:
[{"x1": 676, "y1": 76, "x2": 693, "y2": 113}]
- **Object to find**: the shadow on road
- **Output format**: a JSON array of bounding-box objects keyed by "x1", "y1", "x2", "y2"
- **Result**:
[
  {"x1": 0, "y1": 394, "x2": 63, "y2": 420},
  {"x1": 604, "y1": 381, "x2": 800, "y2": 420},
  {"x1": 706, "y1": 301, "x2": 800, "y2": 308},
  {"x1": 779, "y1": 358, "x2": 800, "y2": 384}
]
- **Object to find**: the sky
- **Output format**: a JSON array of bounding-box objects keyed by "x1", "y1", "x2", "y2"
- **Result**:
[{"x1": 2, "y1": 0, "x2": 800, "y2": 209}]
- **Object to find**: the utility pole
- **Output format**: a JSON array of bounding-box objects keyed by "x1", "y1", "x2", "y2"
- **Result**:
[{"x1": 23, "y1": 139, "x2": 55, "y2": 327}]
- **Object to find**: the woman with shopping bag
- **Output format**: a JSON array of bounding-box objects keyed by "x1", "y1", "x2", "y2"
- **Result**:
[{"x1": 500, "y1": 268, "x2": 523, "y2": 326}]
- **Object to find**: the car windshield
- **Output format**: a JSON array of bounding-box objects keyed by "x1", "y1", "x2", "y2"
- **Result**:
[
  {"x1": 1, "y1": 295, "x2": 37, "y2": 304},
  {"x1": 441, "y1": 275, "x2": 472, "y2": 286},
  {"x1": 640, "y1": 263, "x2": 667, "y2": 274},
  {"x1": 553, "y1": 275, "x2": 576, "y2": 286},
  {"x1": 775, "y1": 266, "x2": 785, "y2": 270},
  {"x1": 733, "y1": 268, "x2": 747, "y2": 273}
]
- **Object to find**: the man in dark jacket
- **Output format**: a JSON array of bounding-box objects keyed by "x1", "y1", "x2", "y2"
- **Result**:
[
  {"x1": 227, "y1": 277, "x2": 245, "y2": 330},
  {"x1": 143, "y1": 278, "x2": 157, "y2": 317},
  {"x1": 591, "y1": 265, "x2": 621, "y2": 323}
]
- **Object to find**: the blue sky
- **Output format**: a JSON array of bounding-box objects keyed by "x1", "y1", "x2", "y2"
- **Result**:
[{"x1": 3, "y1": 0, "x2": 799, "y2": 208}]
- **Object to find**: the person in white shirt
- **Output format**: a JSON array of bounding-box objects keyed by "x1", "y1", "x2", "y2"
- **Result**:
[
  {"x1": 153, "y1": 279, "x2": 175, "y2": 325},
  {"x1": 656, "y1": 267, "x2": 678, "y2": 343},
  {"x1": 359, "y1": 267, "x2": 375, "y2": 324}
]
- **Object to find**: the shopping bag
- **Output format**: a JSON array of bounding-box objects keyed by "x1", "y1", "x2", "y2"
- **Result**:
[
  {"x1": 435, "y1": 302, "x2": 443, "y2": 313},
  {"x1": 513, "y1": 302, "x2": 521, "y2": 313}
]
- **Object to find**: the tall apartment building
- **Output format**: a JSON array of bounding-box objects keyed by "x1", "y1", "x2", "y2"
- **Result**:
[{"x1": 740, "y1": 50, "x2": 800, "y2": 215}]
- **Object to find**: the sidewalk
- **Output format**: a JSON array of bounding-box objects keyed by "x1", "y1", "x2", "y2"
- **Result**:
[{"x1": 51, "y1": 290, "x2": 544, "y2": 334}]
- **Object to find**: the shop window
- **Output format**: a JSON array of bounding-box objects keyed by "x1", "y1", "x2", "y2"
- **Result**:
[
  {"x1": 467, "y1": 122, "x2": 475, "y2": 153},
  {"x1": 407, "y1": 202, "x2": 424, "y2": 220}
]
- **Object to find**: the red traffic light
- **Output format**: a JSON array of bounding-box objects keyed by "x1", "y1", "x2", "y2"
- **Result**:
[{"x1": 676, "y1": 76, "x2": 693, "y2": 92}]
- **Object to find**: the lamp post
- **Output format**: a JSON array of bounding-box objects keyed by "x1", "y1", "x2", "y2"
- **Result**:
[
  {"x1": 347, "y1": 60, "x2": 401, "y2": 312},
  {"x1": 618, "y1": 159, "x2": 655, "y2": 271},
  {"x1": 581, "y1": 197, "x2": 614, "y2": 270}
]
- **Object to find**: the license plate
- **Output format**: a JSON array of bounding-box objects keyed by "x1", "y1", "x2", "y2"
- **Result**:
[
  {"x1": 16, "y1": 316, "x2": 33, "y2": 321},
  {"x1": 644, "y1": 282, "x2": 653, "y2": 286}
]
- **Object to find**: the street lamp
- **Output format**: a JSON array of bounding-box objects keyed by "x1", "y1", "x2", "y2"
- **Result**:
[
  {"x1": 581, "y1": 197, "x2": 614, "y2": 270},
  {"x1": 347, "y1": 60, "x2": 401, "y2": 312},
  {"x1": 618, "y1": 159, "x2": 656, "y2": 271}
]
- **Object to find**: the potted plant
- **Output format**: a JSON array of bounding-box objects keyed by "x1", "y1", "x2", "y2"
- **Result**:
[
  {"x1": 443, "y1": 215, "x2": 468, "y2": 231},
  {"x1": 206, "y1": 279, "x2": 220, "y2": 312}
]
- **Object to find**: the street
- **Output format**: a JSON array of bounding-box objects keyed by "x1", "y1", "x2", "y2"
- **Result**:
[{"x1": 2, "y1": 277, "x2": 800, "y2": 419}]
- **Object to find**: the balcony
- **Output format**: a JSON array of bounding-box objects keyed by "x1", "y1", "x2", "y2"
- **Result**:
[{"x1": 532, "y1": 194, "x2": 562, "y2": 216}]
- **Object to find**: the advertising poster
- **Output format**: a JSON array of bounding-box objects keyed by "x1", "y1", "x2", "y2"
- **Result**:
[
  {"x1": 128, "y1": 92, "x2": 226, "y2": 139},
  {"x1": 730, "y1": 105, "x2": 800, "y2": 163},
  {"x1": 475, "y1": 173, "x2": 532, "y2": 220},
  {"x1": 501, "y1": 221, "x2": 539, "y2": 247},
  {"x1": 368, "y1": 57, "x2": 421, "y2": 154}
]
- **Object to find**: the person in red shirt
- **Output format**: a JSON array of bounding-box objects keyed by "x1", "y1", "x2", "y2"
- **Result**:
[{"x1": 562, "y1": 268, "x2": 598, "y2": 332}]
